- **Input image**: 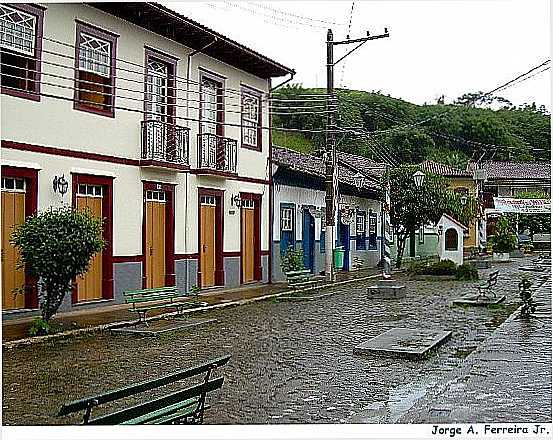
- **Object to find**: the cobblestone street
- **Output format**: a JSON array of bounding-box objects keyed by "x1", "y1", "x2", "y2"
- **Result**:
[
  {"x1": 2, "y1": 258, "x2": 551, "y2": 425},
  {"x1": 401, "y1": 275, "x2": 552, "y2": 423}
]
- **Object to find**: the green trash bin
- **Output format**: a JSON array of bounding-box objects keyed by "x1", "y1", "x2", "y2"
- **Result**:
[{"x1": 333, "y1": 246, "x2": 345, "y2": 270}]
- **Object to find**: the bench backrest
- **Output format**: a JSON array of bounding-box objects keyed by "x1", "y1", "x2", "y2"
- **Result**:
[
  {"x1": 123, "y1": 286, "x2": 179, "y2": 304},
  {"x1": 285, "y1": 270, "x2": 311, "y2": 279},
  {"x1": 58, "y1": 354, "x2": 231, "y2": 418}
]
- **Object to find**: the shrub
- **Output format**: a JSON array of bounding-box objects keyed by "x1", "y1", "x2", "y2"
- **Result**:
[
  {"x1": 11, "y1": 206, "x2": 104, "y2": 323},
  {"x1": 425, "y1": 259, "x2": 457, "y2": 275},
  {"x1": 280, "y1": 246, "x2": 304, "y2": 273},
  {"x1": 408, "y1": 259, "x2": 457, "y2": 276},
  {"x1": 28, "y1": 317, "x2": 50, "y2": 337},
  {"x1": 488, "y1": 217, "x2": 517, "y2": 253},
  {"x1": 455, "y1": 263, "x2": 479, "y2": 281}
]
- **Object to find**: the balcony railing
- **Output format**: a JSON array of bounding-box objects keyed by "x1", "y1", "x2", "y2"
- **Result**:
[
  {"x1": 141, "y1": 120, "x2": 189, "y2": 167},
  {"x1": 197, "y1": 133, "x2": 238, "y2": 174}
]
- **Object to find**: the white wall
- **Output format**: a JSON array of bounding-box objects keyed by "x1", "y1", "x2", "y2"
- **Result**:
[
  {"x1": 437, "y1": 215, "x2": 465, "y2": 266},
  {"x1": 1, "y1": 3, "x2": 272, "y2": 258}
]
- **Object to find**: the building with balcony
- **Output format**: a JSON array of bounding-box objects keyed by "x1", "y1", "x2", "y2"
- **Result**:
[{"x1": 1, "y1": 2, "x2": 294, "y2": 316}]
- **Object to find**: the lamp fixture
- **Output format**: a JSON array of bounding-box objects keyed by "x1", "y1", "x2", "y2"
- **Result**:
[
  {"x1": 352, "y1": 172, "x2": 367, "y2": 189},
  {"x1": 231, "y1": 194, "x2": 242, "y2": 207},
  {"x1": 413, "y1": 170, "x2": 425, "y2": 188},
  {"x1": 52, "y1": 175, "x2": 69, "y2": 196},
  {"x1": 460, "y1": 195, "x2": 468, "y2": 206}
]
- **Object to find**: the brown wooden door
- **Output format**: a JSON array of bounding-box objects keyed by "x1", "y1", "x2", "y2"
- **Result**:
[
  {"x1": 241, "y1": 202, "x2": 255, "y2": 283},
  {"x1": 76, "y1": 191, "x2": 103, "y2": 302},
  {"x1": 2, "y1": 188, "x2": 26, "y2": 310},
  {"x1": 145, "y1": 196, "x2": 166, "y2": 289},
  {"x1": 200, "y1": 198, "x2": 216, "y2": 287}
]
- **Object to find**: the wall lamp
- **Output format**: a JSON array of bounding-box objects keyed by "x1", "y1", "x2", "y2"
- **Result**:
[{"x1": 52, "y1": 175, "x2": 69, "y2": 196}]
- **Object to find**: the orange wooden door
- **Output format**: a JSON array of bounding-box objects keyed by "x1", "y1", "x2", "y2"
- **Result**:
[
  {"x1": 2, "y1": 189, "x2": 26, "y2": 310},
  {"x1": 241, "y1": 203, "x2": 255, "y2": 283},
  {"x1": 76, "y1": 193, "x2": 103, "y2": 302},
  {"x1": 145, "y1": 198, "x2": 166, "y2": 288},
  {"x1": 200, "y1": 201, "x2": 216, "y2": 287}
]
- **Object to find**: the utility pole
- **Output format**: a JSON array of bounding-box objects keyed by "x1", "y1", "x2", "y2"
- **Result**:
[{"x1": 324, "y1": 27, "x2": 390, "y2": 282}]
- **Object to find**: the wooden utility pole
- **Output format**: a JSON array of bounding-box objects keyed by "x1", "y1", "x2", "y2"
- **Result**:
[{"x1": 324, "y1": 27, "x2": 390, "y2": 282}]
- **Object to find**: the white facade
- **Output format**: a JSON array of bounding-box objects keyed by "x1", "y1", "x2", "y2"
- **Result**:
[
  {"x1": 437, "y1": 214, "x2": 466, "y2": 266},
  {"x1": 272, "y1": 181, "x2": 382, "y2": 281},
  {"x1": 1, "y1": 3, "x2": 292, "y2": 315}
]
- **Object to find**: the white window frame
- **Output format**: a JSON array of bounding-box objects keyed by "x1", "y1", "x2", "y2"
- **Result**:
[
  {"x1": 0, "y1": 4, "x2": 36, "y2": 56},
  {"x1": 242, "y1": 90, "x2": 260, "y2": 147},
  {"x1": 1, "y1": 177, "x2": 25, "y2": 192},
  {"x1": 281, "y1": 207, "x2": 293, "y2": 232},
  {"x1": 356, "y1": 213, "x2": 366, "y2": 234},
  {"x1": 77, "y1": 184, "x2": 103, "y2": 198},
  {"x1": 79, "y1": 32, "x2": 111, "y2": 78},
  {"x1": 146, "y1": 190, "x2": 166, "y2": 202}
]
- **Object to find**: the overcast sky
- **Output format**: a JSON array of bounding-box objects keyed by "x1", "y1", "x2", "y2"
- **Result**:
[{"x1": 165, "y1": 0, "x2": 551, "y2": 109}]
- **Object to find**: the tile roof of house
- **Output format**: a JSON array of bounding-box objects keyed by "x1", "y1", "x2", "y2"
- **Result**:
[
  {"x1": 90, "y1": 2, "x2": 294, "y2": 79},
  {"x1": 272, "y1": 146, "x2": 382, "y2": 190},
  {"x1": 337, "y1": 151, "x2": 386, "y2": 178},
  {"x1": 466, "y1": 161, "x2": 551, "y2": 180},
  {"x1": 419, "y1": 160, "x2": 471, "y2": 177}
]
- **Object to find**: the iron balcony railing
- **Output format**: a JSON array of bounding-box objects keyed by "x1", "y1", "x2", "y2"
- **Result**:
[
  {"x1": 141, "y1": 120, "x2": 189, "y2": 166},
  {"x1": 197, "y1": 133, "x2": 238, "y2": 173}
]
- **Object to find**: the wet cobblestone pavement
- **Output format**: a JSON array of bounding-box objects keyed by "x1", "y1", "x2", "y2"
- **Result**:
[
  {"x1": 401, "y1": 275, "x2": 552, "y2": 423},
  {"x1": 2, "y1": 259, "x2": 551, "y2": 425}
]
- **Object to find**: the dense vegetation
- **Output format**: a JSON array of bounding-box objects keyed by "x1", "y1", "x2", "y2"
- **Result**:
[{"x1": 272, "y1": 85, "x2": 551, "y2": 168}]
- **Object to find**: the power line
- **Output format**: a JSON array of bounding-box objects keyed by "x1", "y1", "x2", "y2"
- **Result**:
[
  {"x1": 246, "y1": 2, "x2": 346, "y2": 26},
  {"x1": 0, "y1": 82, "x2": 340, "y2": 135},
  {"x1": 339, "y1": 1, "x2": 356, "y2": 88}
]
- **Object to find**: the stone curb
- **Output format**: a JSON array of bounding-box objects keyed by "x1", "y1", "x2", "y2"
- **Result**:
[{"x1": 2, "y1": 274, "x2": 380, "y2": 349}]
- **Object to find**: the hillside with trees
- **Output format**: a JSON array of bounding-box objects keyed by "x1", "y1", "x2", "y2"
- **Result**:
[{"x1": 272, "y1": 85, "x2": 551, "y2": 168}]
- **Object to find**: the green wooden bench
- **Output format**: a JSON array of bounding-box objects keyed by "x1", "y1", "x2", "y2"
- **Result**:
[
  {"x1": 285, "y1": 269, "x2": 322, "y2": 291},
  {"x1": 476, "y1": 270, "x2": 499, "y2": 300},
  {"x1": 124, "y1": 286, "x2": 207, "y2": 324},
  {"x1": 57, "y1": 355, "x2": 231, "y2": 425}
]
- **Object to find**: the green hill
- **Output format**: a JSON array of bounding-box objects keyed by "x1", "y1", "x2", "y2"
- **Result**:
[{"x1": 271, "y1": 85, "x2": 551, "y2": 168}]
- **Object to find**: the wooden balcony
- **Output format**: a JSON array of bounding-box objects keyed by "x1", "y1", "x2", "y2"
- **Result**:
[
  {"x1": 196, "y1": 133, "x2": 238, "y2": 176},
  {"x1": 141, "y1": 120, "x2": 189, "y2": 171}
]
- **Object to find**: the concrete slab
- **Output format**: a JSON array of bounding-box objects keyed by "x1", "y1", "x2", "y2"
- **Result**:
[
  {"x1": 367, "y1": 279, "x2": 406, "y2": 298},
  {"x1": 471, "y1": 260, "x2": 491, "y2": 269},
  {"x1": 452, "y1": 295, "x2": 506, "y2": 306},
  {"x1": 519, "y1": 266, "x2": 546, "y2": 272},
  {"x1": 111, "y1": 318, "x2": 217, "y2": 336},
  {"x1": 354, "y1": 327, "x2": 452, "y2": 359}
]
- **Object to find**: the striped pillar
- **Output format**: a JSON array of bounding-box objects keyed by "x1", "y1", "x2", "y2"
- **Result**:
[{"x1": 383, "y1": 181, "x2": 392, "y2": 278}]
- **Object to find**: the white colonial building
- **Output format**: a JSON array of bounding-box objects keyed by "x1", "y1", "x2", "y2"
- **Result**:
[
  {"x1": 1, "y1": 2, "x2": 294, "y2": 316},
  {"x1": 271, "y1": 147, "x2": 384, "y2": 281}
]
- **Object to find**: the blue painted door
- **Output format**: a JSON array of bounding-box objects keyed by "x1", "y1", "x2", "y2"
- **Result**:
[
  {"x1": 302, "y1": 209, "x2": 315, "y2": 272},
  {"x1": 339, "y1": 220, "x2": 350, "y2": 271}
]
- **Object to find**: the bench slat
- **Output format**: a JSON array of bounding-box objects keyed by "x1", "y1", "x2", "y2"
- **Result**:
[
  {"x1": 88, "y1": 377, "x2": 224, "y2": 425},
  {"x1": 120, "y1": 398, "x2": 198, "y2": 425},
  {"x1": 124, "y1": 287, "x2": 177, "y2": 296},
  {"x1": 58, "y1": 355, "x2": 231, "y2": 416}
]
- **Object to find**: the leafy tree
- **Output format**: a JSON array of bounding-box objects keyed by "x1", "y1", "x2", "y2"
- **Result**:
[
  {"x1": 11, "y1": 207, "x2": 104, "y2": 323},
  {"x1": 386, "y1": 166, "x2": 448, "y2": 268},
  {"x1": 488, "y1": 217, "x2": 517, "y2": 253}
]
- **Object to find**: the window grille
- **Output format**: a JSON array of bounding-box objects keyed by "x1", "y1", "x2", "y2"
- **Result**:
[
  {"x1": 281, "y1": 208, "x2": 293, "y2": 231},
  {"x1": 1, "y1": 177, "x2": 25, "y2": 192},
  {"x1": 79, "y1": 32, "x2": 111, "y2": 77},
  {"x1": 356, "y1": 214, "x2": 366, "y2": 233},
  {"x1": 146, "y1": 190, "x2": 166, "y2": 202},
  {"x1": 201, "y1": 78, "x2": 219, "y2": 135},
  {"x1": 146, "y1": 59, "x2": 169, "y2": 121},
  {"x1": 242, "y1": 91, "x2": 260, "y2": 147},
  {"x1": 77, "y1": 184, "x2": 103, "y2": 197},
  {"x1": 0, "y1": 5, "x2": 35, "y2": 55},
  {"x1": 200, "y1": 195, "x2": 216, "y2": 206}
]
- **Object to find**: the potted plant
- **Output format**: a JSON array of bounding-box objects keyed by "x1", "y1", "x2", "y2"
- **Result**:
[{"x1": 488, "y1": 217, "x2": 517, "y2": 262}]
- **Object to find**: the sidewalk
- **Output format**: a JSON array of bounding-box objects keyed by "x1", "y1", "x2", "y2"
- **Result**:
[
  {"x1": 401, "y1": 275, "x2": 552, "y2": 423},
  {"x1": 2, "y1": 268, "x2": 380, "y2": 343}
]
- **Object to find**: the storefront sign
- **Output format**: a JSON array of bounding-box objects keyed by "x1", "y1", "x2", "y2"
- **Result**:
[{"x1": 493, "y1": 197, "x2": 551, "y2": 214}]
